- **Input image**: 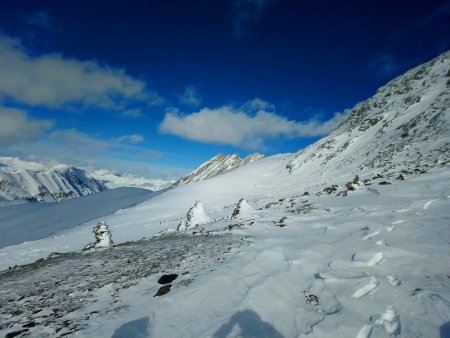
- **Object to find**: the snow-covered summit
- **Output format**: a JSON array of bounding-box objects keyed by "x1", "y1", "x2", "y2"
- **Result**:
[
  {"x1": 173, "y1": 152, "x2": 264, "y2": 186},
  {"x1": 288, "y1": 50, "x2": 450, "y2": 176},
  {"x1": 0, "y1": 159, "x2": 107, "y2": 204}
]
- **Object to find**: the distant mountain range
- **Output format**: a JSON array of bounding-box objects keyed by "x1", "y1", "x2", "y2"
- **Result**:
[{"x1": 0, "y1": 157, "x2": 173, "y2": 205}]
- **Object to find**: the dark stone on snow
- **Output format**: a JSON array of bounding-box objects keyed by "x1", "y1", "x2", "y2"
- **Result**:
[
  {"x1": 346, "y1": 182, "x2": 356, "y2": 191},
  {"x1": 337, "y1": 191, "x2": 348, "y2": 197},
  {"x1": 378, "y1": 181, "x2": 391, "y2": 185},
  {"x1": 323, "y1": 185, "x2": 339, "y2": 194},
  {"x1": 158, "y1": 273, "x2": 178, "y2": 285},
  {"x1": 352, "y1": 175, "x2": 360, "y2": 184},
  {"x1": 22, "y1": 321, "x2": 36, "y2": 328},
  {"x1": 275, "y1": 217, "x2": 287, "y2": 227},
  {"x1": 301, "y1": 191, "x2": 309, "y2": 196},
  {"x1": 304, "y1": 291, "x2": 320, "y2": 306},
  {"x1": 154, "y1": 284, "x2": 172, "y2": 297},
  {"x1": 396, "y1": 174, "x2": 405, "y2": 180},
  {"x1": 6, "y1": 329, "x2": 29, "y2": 338}
]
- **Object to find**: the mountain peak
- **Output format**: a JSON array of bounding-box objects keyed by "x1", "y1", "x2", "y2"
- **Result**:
[
  {"x1": 173, "y1": 152, "x2": 265, "y2": 186},
  {"x1": 287, "y1": 50, "x2": 450, "y2": 176}
]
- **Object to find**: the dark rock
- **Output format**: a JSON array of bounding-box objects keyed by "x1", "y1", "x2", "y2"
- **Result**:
[
  {"x1": 337, "y1": 191, "x2": 348, "y2": 197},
  {"x1": 352, "y1": 175, "x2": 360, "y2": 184},
  {"x1": 323, "y1": 185, "x2": 338, "y2": 194},
  {"x1": 304, "y1": 291, "x2": 320, "y2": 306},
  {"x1": 372, "y1": 173, "x2": 383, "y2": 179},
  {"x1": 301, "y1": 191, "x2": 309, "y2": 196},
  {"x1": 6, "y1": 329, "x2": 29, "y2": 338},
  {"x1": 275, "y1": 217, "x2": 287, "y2": 227},
  {"x1": 411, "y1": 288, "x2": 423, "y2": 296},
  {"x1": 345, "y1": 182, "x2": 356, "y2": 191},
  {"x1": 396, "y1": 174, "x2": 405, "y2": 180},
  {"x1": 154, "y1": 284, "x2": 172, "y2": 297},
  {"x1": 378, "y1": 181, "x2": 391, "y2": 185},
  {"x1": 22, "y1": 321, "x2": 36, "y2": 328}
]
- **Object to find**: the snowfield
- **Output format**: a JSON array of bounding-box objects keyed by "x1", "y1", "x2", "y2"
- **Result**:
[
  {"x1": 1, "y1": 159, "x2": 449, "y2": 338},
  {"x1": 0, "y1": 51, "x2": 449, "y2": 337}
]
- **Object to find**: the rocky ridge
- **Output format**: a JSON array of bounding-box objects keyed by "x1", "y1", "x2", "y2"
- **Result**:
[
  {"x1": 172, "y1": 152, "x2": 264, "y2": 186},
  {"x1": 287, "y1": 50, "x2": 450, "y2": 176}
]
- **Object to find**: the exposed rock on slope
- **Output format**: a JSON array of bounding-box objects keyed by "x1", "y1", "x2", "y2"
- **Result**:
[
  {"x1": 0, "y1": 159, "x2": 107, "y2": 204},
  {"x1": 173, "y1": 153, "x2": 264, "y2": 186},
  {"x1": 287, "y1": 51, "x2": 450, "y2": 175}
]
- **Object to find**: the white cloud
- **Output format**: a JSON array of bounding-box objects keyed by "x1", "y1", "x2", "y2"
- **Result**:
[
  {"x1": 120, "y1": 108, "x2": 145, "y2": 118},
  {"x1": 4, "y1": 129, "x2": 186, "y2": 179},
  {"x1": 179, "y1": 86, "x2": 202, "y2": 106},
  {"x1": 0, "y1": 35, "x2": 161, "y2": 108},
  {"x1": 116, "y1": 134, "x2": 145, "y2": 144},
  {"x1": 159, "y1": 100, "x2": 347, "y2": 149},
  {"x1": 0, "y1": 107, "x2": 53, "y2": 146}
]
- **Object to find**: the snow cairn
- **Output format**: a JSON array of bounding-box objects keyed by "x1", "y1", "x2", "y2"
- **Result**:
[
  {"x1": 229, "y1": 198, "x2": 258, "y2": 220},
  {"x1": 83, "y1": 221, "x2": 113, "y2": 250},
  {"x1": 177, "y1": 201, "x2": 211, "y2": 231}
]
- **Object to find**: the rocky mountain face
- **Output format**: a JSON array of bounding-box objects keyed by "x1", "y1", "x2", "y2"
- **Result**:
[
  {"x1": 288, "y1": 51, "x2": 450, "y2": 176},
  {"x1": 172, "y1": 152, "x2": 264, "y2": 186},
  {"x1": 0, "y1": 159, "x2": 107, "y2": 204}
]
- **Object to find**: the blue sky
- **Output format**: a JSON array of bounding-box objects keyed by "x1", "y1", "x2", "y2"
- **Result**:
[{"x1": 0, "y1": 0, "x2": 449, "y2": 178}]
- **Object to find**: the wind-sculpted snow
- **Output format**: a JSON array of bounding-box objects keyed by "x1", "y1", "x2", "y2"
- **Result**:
[{"x1": 1, "y1": 52, "x2": 450, "y2": 338}]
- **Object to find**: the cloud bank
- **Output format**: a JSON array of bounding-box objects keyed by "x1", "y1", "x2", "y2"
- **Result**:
[
  {"x1": 0, "y1": 107, "x2": 53, "y2": 146},
  {"x1": 159, "y1": 100, "x2": 346, "y2": 149},
  {"x1": 0, "y1": 36, "x2": 159, "y2": 109}
]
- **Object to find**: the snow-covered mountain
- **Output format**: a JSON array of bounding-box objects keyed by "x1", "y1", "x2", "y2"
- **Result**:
[
  {"x1": 1, "y1": 52, "x2": 449, "y2": 338},
  {"x1": 0, "y1": 158, "x2": 107, "y2": 204},
  {"x1": 91, "y1": 168, "x2": 174, "y2": 190},
  {"x1": 173, "y1": 152, "x2": 264, "y2": 186},
  {"x1": 287, "y1": 50, "x2": 450, "y2": 176}
]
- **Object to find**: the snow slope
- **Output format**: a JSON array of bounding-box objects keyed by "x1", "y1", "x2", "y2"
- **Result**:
[
  {"x1": 0, "y1": 187, "x2": 156, "y2": 249},
  {"x1": 0, "y1": 51, "x2": 449, "y2": 338},
  {"x1": 288, "y1": 50, "x2": 450, "y2": 176}
]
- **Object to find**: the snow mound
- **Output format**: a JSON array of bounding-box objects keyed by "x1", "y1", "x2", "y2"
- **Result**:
[
  {"x1": 177, "y1": 201, "x2": 212, "y2": 231},
  {"x1": 84, "y1": 221, "x2": 113, "y2": 250},
  {"x1": 230, "y1": 197, "x2": 259, "y2": 220}
]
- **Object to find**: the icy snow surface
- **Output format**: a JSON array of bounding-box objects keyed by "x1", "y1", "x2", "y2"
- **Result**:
[
  {"x1": 0, "y1": 51, "x2": 449, "y2": 337},
  {"x1": 1, "y1": 160, "x2": 449, "y2": 337}
]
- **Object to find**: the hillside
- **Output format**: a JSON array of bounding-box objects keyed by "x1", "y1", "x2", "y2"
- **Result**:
[{"x1": 0, "y1": 52, "x2": 449, "y2": 338}]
